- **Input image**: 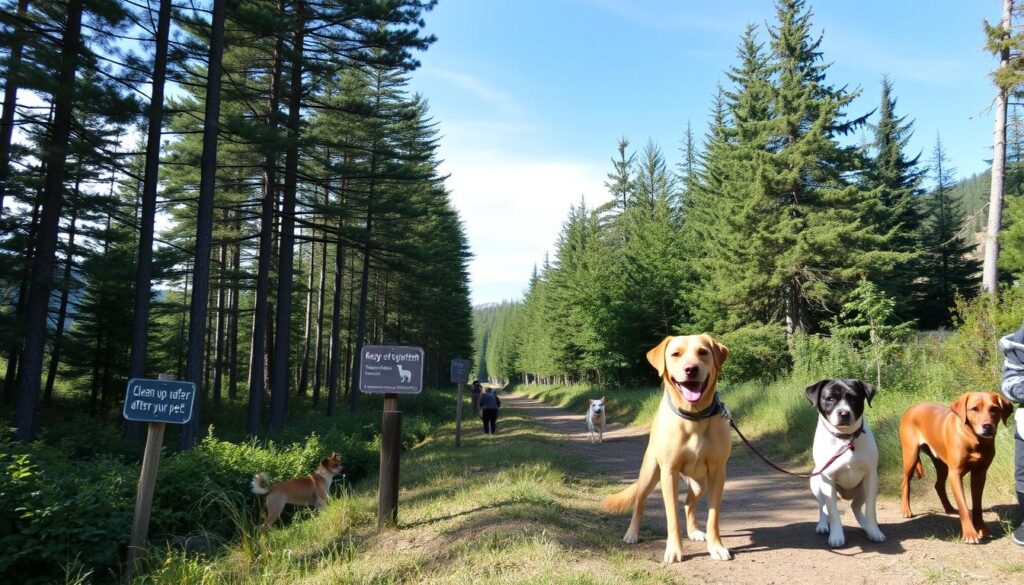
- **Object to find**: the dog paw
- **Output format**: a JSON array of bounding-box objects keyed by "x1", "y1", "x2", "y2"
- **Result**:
[
  {"x1": 815, "y1": 521, "x2": 829, "y2": 535},
  {"x1": 623, "y1": 530, "x2": 639, "y2": 545},
  {"x1": 663, "y1": 543, "x2": 685, "y2": 564},
  {"x1": 866, "y1": 528, "x2": 886, "y2": 543},
  {"x1": 687, "y1": 530, "x2": 706, "y2": 542},
  {"x1": 828, "y1": 531, "x2": 846, "y2": 548},
  {"x1": 977, "y1": 525, "x2": 991, "y2": 539},
  {"x1": 899, "y1": 507, "x2": 912, "y2": 519},
  {"x1": 962, "y1": 529, "x2": 982, "y2": 544},
  {"x1": 708, "y1": 545, "x2": 732, "y2": 561}
]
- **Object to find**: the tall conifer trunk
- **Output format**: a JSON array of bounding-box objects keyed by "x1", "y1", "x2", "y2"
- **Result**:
[
  {"x1": 269, "y1": 0, "x2": 305, "y2": 433},
  {"x1": 984, "y1": 0, "x2": 1014, "y2": 295},
  {"x1": 43, "y1": 178, "x2": 79, "y2": 404},
  {"x1": 297, "y1": 238, "x2": 315, "y2": 395},
  {"x1": 126, "y1": 0, "x2": 172, "y2": 444},
  {"x1": 246, "y1": 2, "x2": 284, "y2": 437},
  {"x1": 14, "y1": 0, "x2": 84, "y2": 442},
  {"x1": 179, "y1": 0, "x2": 227, "y2": 450},
  {"x1": 0, "y1": 0, "x2": 29, "y2": 217}
]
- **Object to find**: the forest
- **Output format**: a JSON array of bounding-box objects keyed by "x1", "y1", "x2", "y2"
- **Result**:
[{"x1": 0, "y1": 0, "x2": 474, "y2": 581}]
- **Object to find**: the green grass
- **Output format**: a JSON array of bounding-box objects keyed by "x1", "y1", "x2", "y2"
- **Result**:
[{"x1": 141, "y1": 407, "x2": 678, "y2": 584}]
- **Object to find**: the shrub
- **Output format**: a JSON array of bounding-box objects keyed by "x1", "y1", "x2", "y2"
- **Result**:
[{"x1": 716, "y1": 322, "x2": 790, "y2": 382}]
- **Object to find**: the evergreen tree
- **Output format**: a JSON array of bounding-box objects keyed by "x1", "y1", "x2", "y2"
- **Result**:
[
  {"x1": 863, "y1": 76, "x2": 925, "y2": 319},
  {"x1": 919, "y1": 136, "x2": 981, "y2": 326}
]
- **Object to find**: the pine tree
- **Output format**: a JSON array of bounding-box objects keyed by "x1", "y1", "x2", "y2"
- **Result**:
[
  {"x1": 918, "y1": 136, "x2": 981, "y2": 326},
  {"x1": 863, "y1": 76, "x2": 925, "y2": 319}
]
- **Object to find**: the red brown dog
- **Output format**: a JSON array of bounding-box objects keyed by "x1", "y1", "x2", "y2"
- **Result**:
[
  {"x1": 251, "y1": 453, "x2": 343, "y2": 528},
  {"x1": 899, "y1": 391, "x2": 1013, "y2": 543}
]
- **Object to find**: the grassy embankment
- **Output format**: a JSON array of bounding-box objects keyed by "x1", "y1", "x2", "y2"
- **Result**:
[
  {"x1": 521, "y1": 372, "x2": 1018, "y2": 503},
  {"x1": 144, "y1": 404, "x2": 677, "y2": 584}
]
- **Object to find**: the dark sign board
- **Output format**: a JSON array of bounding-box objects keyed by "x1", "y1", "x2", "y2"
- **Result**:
[
  {"x1": 359, "y1": 345, "x2": 424, "y2": 394},
  {"x1": 450, "y1": 358, "x2": 470, "y2": 384},
  {"x1": 123, "y1": 378, "x2": 197, "y2": 424}
]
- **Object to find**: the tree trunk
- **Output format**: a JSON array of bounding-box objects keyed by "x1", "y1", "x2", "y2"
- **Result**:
[
  {"x1": 212, "y1": 236, "x2": 227, "y2": 409},
  {"x1": 14, "y1": 0, "x2": 84, "y2": 443},
  {"x1": 349, "y1": 208, "x2": 372, "y2": 413},
  {"x1": 43, "y1": 180, "x2": 80, "y2": 404},
  {"x1": 3, "y1": 198, "x2": 40, "y2": 403},
  {"x1": 326, "y1": 215, "x2": 345, "y2": 416},
  {"x1": 297, "y1": 238, "x2": 315, "y2": 395},
  {"x1": 269, "y1": 1, "x2": 304, "y2": 433},
  {"x1": 125, "y1": 0, "x2": 172, "y2": 444},
  {"x1": 312, "y1": 225, "x2": 328, "y2": 405},
  {"x1": 179, "y1": 0, "x2": 227, "y2": 450},
  {"x1": 0, "y1": 0, "x2": 30, "y2": 218},
  {"x1": 228, "y1": 212, "x2": 241, "y2": 401},
  {"x1": 246, "y1": 4, "x2": 284, "y2": 438},
  {"x1": 983, "y1": 0, "x2": 1014, "y2": 296}
]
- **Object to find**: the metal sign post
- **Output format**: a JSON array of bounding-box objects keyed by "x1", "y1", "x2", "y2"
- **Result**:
[
  {"x1": 450, "y1": 358, "x2": 470, "y2": 447},
  {"x1": 359, "y1": 345, "x2": 424, "y2": 526},
  {"x1": 124, "y1": 373, "x2": 196, "y2": 581}
]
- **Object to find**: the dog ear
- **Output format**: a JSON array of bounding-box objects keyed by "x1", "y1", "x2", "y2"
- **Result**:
[
  {"x1": 853, "y1": 379, "x2": 877, "y2": 407},
  {"x1": 950, "y1": 393, "x2": 971, "y2": 424},
  {"x1": 709, "y1": 336, "x2": 729, "y2": 368},
  {"x1": 998, "y1": 395, "x2": 1014, "y2": 425},
  {"x1": 804, "y1": 380, "x2": 829, "y2": 407},
  {"x1": 646, "y1": 336, "x2": 673, "y2": 377}
]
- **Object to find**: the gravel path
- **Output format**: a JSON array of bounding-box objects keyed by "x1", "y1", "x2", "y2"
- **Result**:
[{"x1": 506, "y1": 394, "x2": 1023, "y2": 585}]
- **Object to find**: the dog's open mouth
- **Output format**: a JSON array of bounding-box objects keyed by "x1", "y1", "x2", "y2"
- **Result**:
[{"x1": 672, "y1": 378, "x2": 707, "y2": 403}]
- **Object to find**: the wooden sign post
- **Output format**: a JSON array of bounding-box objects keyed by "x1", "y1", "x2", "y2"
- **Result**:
[
  {"x1": 358, "y1": 345, "x2": 424, "y2": 527},
  {"x1": 123, "y1": 373, "x2": 196, "y2": 581},
  {"x1": 450, "y1": 358, "x2": 470, "y2": 447}
]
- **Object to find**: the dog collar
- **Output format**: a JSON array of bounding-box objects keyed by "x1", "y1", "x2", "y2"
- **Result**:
[
  {"x1": 666, "y1": 391, "x2": 724, "y2": 421},
  {"x1": 829, "y1": 423, "x2": 865, "y2": 441}
]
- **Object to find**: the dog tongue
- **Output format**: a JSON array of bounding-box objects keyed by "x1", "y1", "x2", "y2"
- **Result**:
[{"x1": 680, "y1": 381, "x2": 703, "y2": 402}]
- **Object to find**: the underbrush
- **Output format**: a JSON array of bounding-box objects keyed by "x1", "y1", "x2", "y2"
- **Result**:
[
  {"x1": 0, "y1": 388, "x2": 456, "y2": 584},
  {"x1": 145, "y1": 409, "x2": 675, "y2": 584}
]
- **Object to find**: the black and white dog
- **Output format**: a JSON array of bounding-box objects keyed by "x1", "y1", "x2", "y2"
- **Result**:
[
  {"x1": 586, "y1": 397, "x2": 606, "y2": 444},
  {"x1": 805, "y1": 379, "x2": 886, "y2": 547}
]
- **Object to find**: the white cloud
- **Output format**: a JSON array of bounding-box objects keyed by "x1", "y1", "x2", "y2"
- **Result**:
[
  {"x1": 420, "y1": 67, "x2": 524, "y2": 118},
  {"x1": 441, "y1": 154, "x2": 607, "y2": 305}
]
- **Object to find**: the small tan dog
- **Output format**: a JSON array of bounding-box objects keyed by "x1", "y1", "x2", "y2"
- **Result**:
[
  {"x1": 602, "y1": 334, "x2": 731, "y2": 563},
  {"x1": 251, "y1": 453, "x2": 343, "y2": 528}
]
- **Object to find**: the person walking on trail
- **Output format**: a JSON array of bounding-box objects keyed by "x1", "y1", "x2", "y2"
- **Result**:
[
  {"x1": 470, "y1": 380, "x2": 482, "y2": 418},
  {"x1": 479, "y1": 386, "x2": 501, "y2": 435},
  {"x1": 1000, "y1": 320, "x2": 1024, "y2": 546}
]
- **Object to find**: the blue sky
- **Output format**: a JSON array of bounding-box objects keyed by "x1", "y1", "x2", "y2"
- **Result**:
[{"x1": 407, "y1": 0, "x2": 1004, "y2": 306}]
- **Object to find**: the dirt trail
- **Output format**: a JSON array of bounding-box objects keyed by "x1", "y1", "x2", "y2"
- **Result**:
[{"x1": 506, "y1": 394, "x2": 1022, "y2": 585}]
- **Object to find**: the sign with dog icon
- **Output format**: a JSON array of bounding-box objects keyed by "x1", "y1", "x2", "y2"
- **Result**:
[{"x1": 359, "y1": 345, "x2": 425, "y2": 394}]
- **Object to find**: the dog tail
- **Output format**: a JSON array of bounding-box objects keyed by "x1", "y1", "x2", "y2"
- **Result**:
[
  {"x1": 251, "y1": 473, "x2": 270, "y2": 496},
  {"x1": 914, "y1": 459, "x2": 923, "y2": 479},
  {"x1": 601, "y1": 482, "x2": 638, "y2": 514}
]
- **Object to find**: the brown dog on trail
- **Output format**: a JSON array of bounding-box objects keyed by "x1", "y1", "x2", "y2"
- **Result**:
[
  {"x1": 899, "y1": 391, "x2": 1013, "y2": 543},
  {"x1": 251, "y1": 453, "x2": 343, "y2": 528},
  {"x1": 602, "y1": 334, "x2": 731, "y2": 563}
]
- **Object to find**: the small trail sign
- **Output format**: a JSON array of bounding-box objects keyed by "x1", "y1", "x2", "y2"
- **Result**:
[
  {"x1": 123, "y1": 378, "x2": 197, "y2": 424},
  {"x1": 124, "y1": 373, "x2": 192, "y2": 581},
  {"x1": 359, "y1": 345, "x2": 424, "y2": 394},
  {"x1": 450, "y1": 358, "x2": 470, "y2": 384}
]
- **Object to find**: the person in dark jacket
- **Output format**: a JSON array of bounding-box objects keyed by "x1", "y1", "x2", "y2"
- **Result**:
[
  {"x1": 479, "y1": 386, "x2": 501, "y2": 434},
  {"x1": 1000, "y1": 321, "x2": 1024, "y2": 546}
]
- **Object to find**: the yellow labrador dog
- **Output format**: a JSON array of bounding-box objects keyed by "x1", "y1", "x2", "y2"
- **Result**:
[{"x1": 602, "y1": 334, "x2": 731, "y2": 563}]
